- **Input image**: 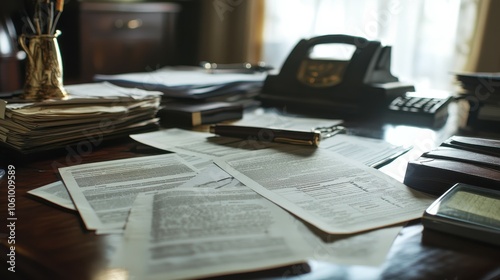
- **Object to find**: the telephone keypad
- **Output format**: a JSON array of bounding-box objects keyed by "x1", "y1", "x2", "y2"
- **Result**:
[
  {"x1": 388, "y1": 96, "x2": 451, "y2": 114},
  {"x1": 386, "y1": 95, "x2": 453, "y2": 127}
]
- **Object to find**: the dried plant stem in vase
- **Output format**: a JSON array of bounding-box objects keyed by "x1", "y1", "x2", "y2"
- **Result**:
[{"x1": 19, "y1": 0, "x2": 67, "y2": 100}]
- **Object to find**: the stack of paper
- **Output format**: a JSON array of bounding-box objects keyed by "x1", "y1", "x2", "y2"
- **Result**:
[
  {"x1": 455, "y1": 72, "x2": 500, "y2": 129},
  {"x1": 94, "y1": 66, "x2": 266, "y2": 103},
  {"x1": 0, "y1": 82, "x2": 161, "y2": 153}
]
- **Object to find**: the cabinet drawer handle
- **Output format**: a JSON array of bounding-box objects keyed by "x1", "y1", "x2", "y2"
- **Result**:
[
  {"x1": 114, "y1": 19, "x2": 143, "y2": 29},
  {"x1": 127, "y1": 19, "x2": 143, "y2": 29}
]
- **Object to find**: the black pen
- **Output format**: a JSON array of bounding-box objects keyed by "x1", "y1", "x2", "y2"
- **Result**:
[{"x1": 209, "y1": 124, "x2": 321, "y2": 146}]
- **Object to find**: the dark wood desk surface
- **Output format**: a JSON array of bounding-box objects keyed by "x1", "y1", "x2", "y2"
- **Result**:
[{"x1": 1, "y1": 103, "x2": 500, "y2": 280}]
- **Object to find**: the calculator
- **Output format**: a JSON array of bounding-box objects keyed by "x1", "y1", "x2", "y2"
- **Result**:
[
  {"x1": 422, "y1": 183, "x2": 500, "y2": 246},
  {"x1": 385, "y1": 94, "x2": 453, "y2": 127}
]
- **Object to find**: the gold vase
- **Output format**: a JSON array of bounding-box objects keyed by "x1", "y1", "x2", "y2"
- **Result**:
[{"x1": 18, "y1": 30, "x2": 67, "y2": 100}]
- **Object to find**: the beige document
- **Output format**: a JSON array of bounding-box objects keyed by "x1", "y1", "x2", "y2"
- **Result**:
[
  {"x1": 214, "y1": 145, "x2": 434, "y2": 234},
  {"x1": 59, "y1": 154, "x2": 198, "y2": 231},
  {"x1": 186, "y1": 164, "x2": 402, "y2": 266},
  {"x1": 94, "y1": 66, "x2": 266, "y2": 87},
  {"x1": 111, "y1": 164, "x2": 404, "y2": 280},
  {"x1": 131, "y1": 127, "x2": 407, "y2": 169},
  {"x1": 178, "y1": 165, "x2": 404, "y2": 267},
  {"x1": 28, "y1": 181, "x2": 76, "y2": 211},
  {"x1": 232, "y1": 108, "x2": 341, "y2": 131},
  {"x1": 131, "y1": 128, "x2": 274, "y2": 159},
  {"x1": 112, "y1": 186, "x2": 312, "y2": 280},
  {"x1": 29, "y1": 154, "x2": 211, "y2": 215},
  {"x1": 320, "y1": 134, "x2": 410, "y2": 167}
]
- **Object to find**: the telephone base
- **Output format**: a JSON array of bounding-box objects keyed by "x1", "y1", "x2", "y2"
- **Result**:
[{"x1": 259, "y1": 82, "x2": 414, "y2": 118}]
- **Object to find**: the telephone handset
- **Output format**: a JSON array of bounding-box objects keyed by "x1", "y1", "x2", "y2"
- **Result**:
[{"x1": 259, "y1": 34, "x2": 414, "y2": 117}]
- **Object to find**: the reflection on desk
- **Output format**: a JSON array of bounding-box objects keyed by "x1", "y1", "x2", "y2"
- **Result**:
[{"x1": 1, "y1": 105, "x2": 499, "y2": 280}]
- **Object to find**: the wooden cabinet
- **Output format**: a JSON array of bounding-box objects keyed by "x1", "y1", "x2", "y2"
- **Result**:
[
  {"x1": 79, "y1": 2, "x2": 180, "y2": 82},
  {"x1": 0, "y1": 15, "x2": 21, "y2": 91}
]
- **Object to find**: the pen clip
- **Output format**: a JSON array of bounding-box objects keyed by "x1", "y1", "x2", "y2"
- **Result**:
[
  {"x1": 313, "y1": 125, "x2": 346, "y2": 139},
  {"x1": 274, "y1": 136, "x2": 320, "y2": 146}
]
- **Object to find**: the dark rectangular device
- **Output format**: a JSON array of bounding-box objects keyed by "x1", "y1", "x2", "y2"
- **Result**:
[
  {"x1": 385, "y1": 93, "x2": 453, "y2": 127},
  {"x1": 259, "y1": 34, "x2": 414, "y2": 117},
  {"x1": 422, "y1": 183, "x2": 500, "y2": 246}
]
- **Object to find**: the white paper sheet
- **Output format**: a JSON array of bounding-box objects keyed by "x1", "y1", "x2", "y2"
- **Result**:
[
  {"x1": 131, "y1": 128, "x2": 276, "y2": 159},
  {"x1": 321, "y1": 134, "x2": 410, "y2": 167},
  {"x1": 27, "y1": 181, "x2": 76, "y2": 210},
  {"x1": 94, "y1": 67, "x2": 266, "y2": 87},
  {"x1": 111, "y1": 164, "x2": 403, "y2": 280},
  {"x1": 232, "y1": 108, "x2": 341, "y2": 131},
  {"x1": 112, "y1": 186, "x2": 312, "y2": 280},
  {"x1": 59, "y1": 154, "x2": 198, "y2": 231},
  {"x1": 29, "y1": 154, "x2": 212, "y2": 215},
  {"x1": 214, "y1": 145, "x2": 433, "y2": 234},
  {"x1": 300, "y1": 222, "x2": 402, "y2": 266},
  {"x1": 131, "y1": 128, "x2": 407, "y2": 169},
  {"x1": 177, "y1": 165, "x2": 404, "y2": 266}
]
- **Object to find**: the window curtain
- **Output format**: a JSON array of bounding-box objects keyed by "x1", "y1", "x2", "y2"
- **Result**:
[
  {"x1": 198, "y1": 0, "x2": 264, "y2": 64},
  {"x1": 262, "y1": 0, "x2": 480, "y2": 90},
  {"x1": 465, "y1": 0, "x2": 500, "y2": 72}
]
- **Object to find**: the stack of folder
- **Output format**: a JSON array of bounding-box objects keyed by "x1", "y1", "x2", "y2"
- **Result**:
[
  {"x1": 94, "y1": 66, "x2": 266, "y2": 104},
  {"x1": 455, "y1": 72, "x2": 500, "y2": 130},
  {"x1": 0, "y1": 82, "x2": 161, "y2": 153},
  {"x1": 404, "y1": 135, "x2": 500, "y2": 196},
  {"x1": 94, "y1": 66, "x2": 266, "y2": 126}
]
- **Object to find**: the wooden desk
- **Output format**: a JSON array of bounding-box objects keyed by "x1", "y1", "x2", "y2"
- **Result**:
[{"x1": 1, "y1": 104, "x2": 499, "y2": 280}]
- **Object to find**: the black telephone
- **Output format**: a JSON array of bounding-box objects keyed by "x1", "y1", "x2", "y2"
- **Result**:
[{"x1": 259, "y1": 34, "x2": 415, "y2": 117}]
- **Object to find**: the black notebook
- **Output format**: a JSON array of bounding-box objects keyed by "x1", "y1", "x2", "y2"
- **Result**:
[{"x1": 157, "y1": 102, "x2": 243, "y2": 127}]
